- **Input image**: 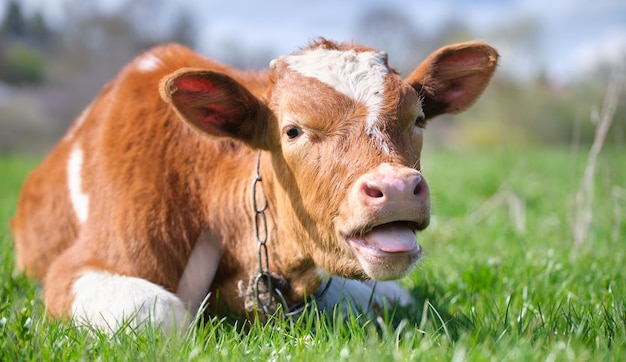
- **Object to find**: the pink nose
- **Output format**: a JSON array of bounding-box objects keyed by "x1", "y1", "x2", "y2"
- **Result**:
[{"x1": 357, "y1": 168, "x2": 429, "y2": 206}]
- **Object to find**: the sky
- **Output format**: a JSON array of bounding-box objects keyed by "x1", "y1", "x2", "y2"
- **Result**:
[{"x1": 4, "y1": 0, "x2": 626, "y2": 83}]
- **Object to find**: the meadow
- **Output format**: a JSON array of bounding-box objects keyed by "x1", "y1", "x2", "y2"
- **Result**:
[{"x1": 0, "y1": 145, "x2": 625, "y2": 361}]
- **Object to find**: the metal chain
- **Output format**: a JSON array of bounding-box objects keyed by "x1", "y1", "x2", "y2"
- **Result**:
[
  {"x1": 251, "y1": 152, "x2": 285, "y2": 316},
  {"x1": 250, "y1": 152, "x2": 333, "y2": 318}
]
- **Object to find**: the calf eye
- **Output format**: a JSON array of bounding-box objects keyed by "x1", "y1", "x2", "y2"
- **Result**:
[
  {"x1": 286, "y1": 126, "x2": 302, "y2": 139},
  {"x1": 415, "y1": 114, "x2": 426, "y2": 128}
]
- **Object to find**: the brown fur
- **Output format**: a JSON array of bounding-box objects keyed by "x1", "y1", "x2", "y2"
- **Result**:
[{"x1": 11, "y1": 40, "x2": 498, "y2": 320}]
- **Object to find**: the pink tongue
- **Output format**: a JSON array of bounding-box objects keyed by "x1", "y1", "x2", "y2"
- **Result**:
[{"x1": 363, "y1": 224, "x2": 417, "y2": 253}]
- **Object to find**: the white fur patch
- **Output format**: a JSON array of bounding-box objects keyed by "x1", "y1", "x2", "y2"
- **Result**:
[
  {"x1": 136, "y1": 52, "x2": 163, "y2": 72},
  {"x1": 315, "y1": 277, "x2": 414, "y2": 316},
  {"x1": 284, "y1": 48, "x2": 389, "y2": 143},
  {"x1": 72, "y1": 270, "x2": 190, "y2": 333},
  {"x1": 176, "y1": 230, "x2": 222, "y2": 314},
  {"x1": 67, "y1": 145, "x2": 89, "y2": 223}
]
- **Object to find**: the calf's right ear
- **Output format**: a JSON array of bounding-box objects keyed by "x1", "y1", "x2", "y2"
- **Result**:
[{"x1": 160, "y1": 68, "x2": 270, "y2": 149}]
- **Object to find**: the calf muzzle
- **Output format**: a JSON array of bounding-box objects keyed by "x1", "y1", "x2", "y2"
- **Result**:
[{"x1": 340, "y1": 163, "x2": 430, "y2": 280}]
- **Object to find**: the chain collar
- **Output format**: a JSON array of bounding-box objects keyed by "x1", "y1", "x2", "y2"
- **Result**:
[
  {"x1": 250, "y1": 152, "x2": 332, "y2": 318},
  {"x1": 251, "y1": 151, "x2": 284, "y2": 315}
]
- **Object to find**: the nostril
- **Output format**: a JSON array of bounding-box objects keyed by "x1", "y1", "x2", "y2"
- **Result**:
[
  {"x1": 363, "y1": 182, "x2": 384, "y2": 198},
  {"x1": 413, "y1": 175, "x2": 423, "y2": 196}
]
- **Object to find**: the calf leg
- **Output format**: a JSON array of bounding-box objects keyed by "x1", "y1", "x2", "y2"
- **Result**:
[
  {"x1": 71, "y1": 271, "x2": 191, "y2": 333},
  {"x1": 44, "y1": 247, "x2": 190, "y2": 334}
]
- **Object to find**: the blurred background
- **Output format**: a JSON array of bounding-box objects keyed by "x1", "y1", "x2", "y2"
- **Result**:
[{"x1": 0, "y1": 0, "x2": 624, "y2": 154}]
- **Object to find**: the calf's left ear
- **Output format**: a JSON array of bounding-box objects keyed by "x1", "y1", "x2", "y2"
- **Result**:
[
  {"x1": 160, "y1": 68, "x2": 270, "y2": 149},
  {"x1": 406, "y1": 41, "x2": 499, "y2": 120}
]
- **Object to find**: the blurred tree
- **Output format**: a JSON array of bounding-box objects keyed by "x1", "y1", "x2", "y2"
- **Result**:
[
  {"x1": 355, "y1": 8, "x2": 424, "y2": 73},
  {"x1": 171, "y1": 11, "x2": 197, "y2": 48},
  {"x1": 28, "y1": 12, "x2": 53, "y2": 47},
  {"x1": 0, "y1": 44, "x2": 45, "y2": 84},
  {"x1": 124, "y1": 0, "x2": 196, "y2": 48},
  {"x1": 1, "y1": 0, "x2": 26, "y2": 38},
  {"x1": 0, "y1": 1, "x2": 52, "y2": 84}
]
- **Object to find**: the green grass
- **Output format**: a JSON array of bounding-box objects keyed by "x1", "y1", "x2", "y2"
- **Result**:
[{"x1": 1, "y1": 145, "x2": 625, "y2": 360}]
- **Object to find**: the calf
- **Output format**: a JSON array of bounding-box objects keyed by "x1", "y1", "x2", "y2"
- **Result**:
[{"x1": 11, "y1": 39, "x2": 498, "y2": 332}]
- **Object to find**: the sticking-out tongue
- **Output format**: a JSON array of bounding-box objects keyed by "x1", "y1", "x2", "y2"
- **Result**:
[{"x1": 362, "y1": 223, "x2": 417, "y2": 253}]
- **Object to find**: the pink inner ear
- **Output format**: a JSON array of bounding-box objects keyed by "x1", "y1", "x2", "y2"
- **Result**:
[
  {"x1": 165, "y1": 69, "x2": 267, "y2": 147},
  {"x1": 436, "y1": 47, "x2": 495, "y2": 83},
  {"x1": 440, "y1": 51, "x2": 483, "y2": 69},
  {"x1": 178, "y1": 101, "x2": 237, "y2": 138},
  {"x1": 167, "y1": 71, "x2": 258, "y2": 139},
  {"x1": 175, "y1": 76, "x2": 219, "y2": 94},
  {"x1": 440, "y1": 78, "x2": 468, "y2": 104}
]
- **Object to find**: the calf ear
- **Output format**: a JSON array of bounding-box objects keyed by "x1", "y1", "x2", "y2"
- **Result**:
[
  {"x1": 160, "y1": 68, "x2": 269, "y2": 149},
  {"x1": 406, "y1": 41, "x2": 498, "y2": 120}
]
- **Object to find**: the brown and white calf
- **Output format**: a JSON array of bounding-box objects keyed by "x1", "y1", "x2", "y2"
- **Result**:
[{"x1": 11, "y1": 39, "x2": 498, "y2": 332}]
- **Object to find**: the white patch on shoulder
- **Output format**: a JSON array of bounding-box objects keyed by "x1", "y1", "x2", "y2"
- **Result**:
[
  {"x1": 284, "y1": 48, "x2": 389, "y2": 143},
  {"x1": 176, "y1": 230, "x2": 223, "y2": 314},
  {"x1": 136, "y1": 52, "x2": 163, "y2": 72},
  {"x1": 67, "y1": 145, "x2": 89, "y2": 223},
  {"x1": 72, "y1": 270, "x2": 190, "y2": 333}
]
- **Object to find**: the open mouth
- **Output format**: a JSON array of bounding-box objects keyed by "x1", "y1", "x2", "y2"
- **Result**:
[{"x1": 346, "y1": 221, "x2": 423, "y2": 258}]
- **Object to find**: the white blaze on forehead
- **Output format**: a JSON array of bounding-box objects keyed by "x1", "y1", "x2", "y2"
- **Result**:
[
  {"x1": 284, "y1": 48, "x2": 389, "y2": 136},
  {"x1": 67, "y1": 144, "x2": 89, "y2": 223}
]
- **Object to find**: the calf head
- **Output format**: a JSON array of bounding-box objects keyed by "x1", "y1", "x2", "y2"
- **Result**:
[{"x1": 162, "y1": 40, "x2": 498, "y2": 285}]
